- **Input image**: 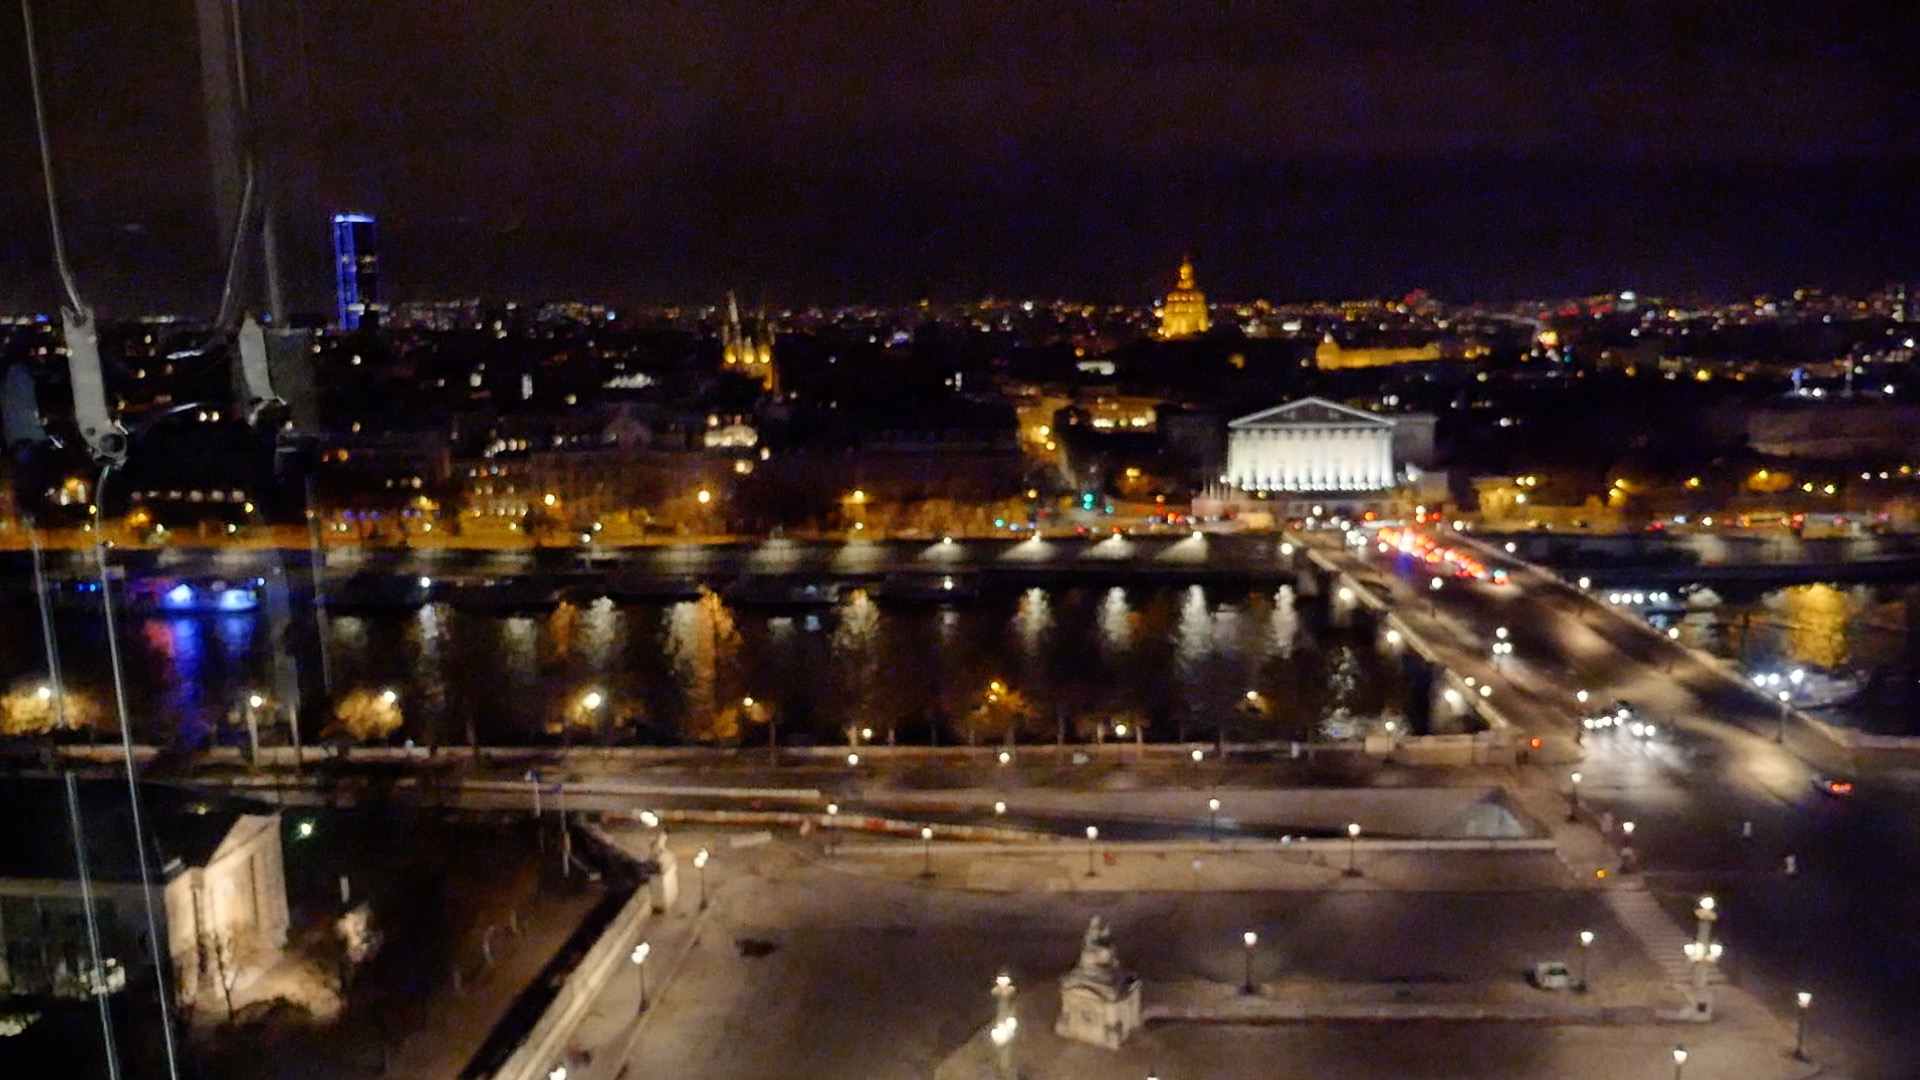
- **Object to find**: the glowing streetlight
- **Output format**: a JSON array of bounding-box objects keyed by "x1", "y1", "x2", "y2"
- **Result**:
[
  {"x1": 1568, "y1": 771, "x2": 1583, "y2": 822},
  {"x1": 1085, "y1": 825, "x2": 1100, "y2": 878},
  {"x1": 1241, "y1": 930, "x2": 1259, "y2": 994},
  {"x1": 1672, "y1": 1045, "x2": 1688, "y2": 1080},
  {"x1": 847, "y1": 752, "x2": 860, "y2": 767},
  {"x1": 380, "y1": 688, "x2": 398, "y2": 705},
  {"x1": 36, "y1": 685, "x2": 53, "y2": 702},
  {"x1": 993, "y1": 800, "x2": 1007, "y2": 815},
  {"x1": 988, "y1": 1016, "x2": 1018, "y2": 1080},
  {"x1": 247, "y1": 692, "x2": 265, "y2": 710},
  {"x1": 693, "y1": 847, "x2": 710, "y2": 909},
  {"x1": 1207, "y1": 797, "x2": 1221, "y2": 842},
  {"x1": 824, "y1": 802, "x2": 839, "y2": 853},
  {"x1": 1345, "y1": 822, "x2": 1362, "y2": 876},
  {"x1": 920, "y1": 826, "x2": 935, "y2": 879},
  {"x1": 1793, "y1": 991, "x2": 1813, "y2": 1061},
  {"x1": 582, "y1": 690, "x2": 604, "y2": 710},
  {"x1": 1190, "y1": 748, "x2": 1204, "y2": 764},
  {"x1": 1577, "y1": 930, "x2": 1594, "y2": 990},
  {"x1": 695, "y1": 488, "x2": 711, "y2": 505},
  {"x1": 630, "y1": 941, "x2": 652, "y2": 1013}
]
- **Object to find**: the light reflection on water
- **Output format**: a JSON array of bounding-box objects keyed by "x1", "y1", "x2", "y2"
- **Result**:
[{"x1": 4, "y1": 583, "x2": 1416, "y2": 746}]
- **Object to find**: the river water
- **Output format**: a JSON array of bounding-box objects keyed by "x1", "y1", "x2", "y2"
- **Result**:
[
  {"x1": 1, "y1": 583, "x2": 1413, "y2": 748},
  {"x1": 1643, "y1": 581, "x2": 1920, "y2": 734}
]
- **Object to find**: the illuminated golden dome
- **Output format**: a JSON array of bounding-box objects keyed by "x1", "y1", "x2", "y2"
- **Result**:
[{"x1": 1160, "y1": 256, "x2": 1210, "y2": 339}]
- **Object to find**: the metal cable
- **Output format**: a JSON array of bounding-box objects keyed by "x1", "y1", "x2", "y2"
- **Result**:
[
  {"x1": 20, "y1": 0, "x2": 85, "y2": 312},
  {"x1": 93, "y1": 462, "x2": 185, "y2": 1080}
]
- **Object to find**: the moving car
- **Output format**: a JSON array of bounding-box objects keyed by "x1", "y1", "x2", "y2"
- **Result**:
[{"x1": 1813, "y1": 776, "x2": 1856, "y2": 798}]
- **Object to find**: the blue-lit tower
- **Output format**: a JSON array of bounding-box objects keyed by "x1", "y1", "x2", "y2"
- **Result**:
[{"x1": 331, "y1": 213, "x2": 379, "y2": 330}]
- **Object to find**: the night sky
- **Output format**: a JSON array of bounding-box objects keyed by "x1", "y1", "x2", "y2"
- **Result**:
[{"x1": 2, "y1": 0, "x2": 1916, "y2": 314}]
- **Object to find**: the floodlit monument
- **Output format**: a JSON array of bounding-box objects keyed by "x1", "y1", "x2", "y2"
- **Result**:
[
  {"x1": 1158, "y1": 257, "x2": 1211, "y2": 339},
  {"x1": 1055, "y1": 915, "x2": 1141, "y2": 1049},
  {"x1": 1226, "y1": 396, "x2": 1398, "y2": 493}
]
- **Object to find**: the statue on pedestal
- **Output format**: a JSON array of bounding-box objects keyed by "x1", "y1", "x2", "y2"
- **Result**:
[
  {"x1": 1055, "y1": 916, "x2": 1141, "y2": 1049},
  {"x1": 646, "y1": 829, "x2": 680, "y2": 913}
]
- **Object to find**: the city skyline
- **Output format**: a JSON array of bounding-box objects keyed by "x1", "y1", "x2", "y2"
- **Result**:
[{"x1": 1, "y1": 1, "x2": 1916, "y2": 314}]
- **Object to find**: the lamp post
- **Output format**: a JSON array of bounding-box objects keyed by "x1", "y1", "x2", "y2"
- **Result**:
[
  {"x1": 243, "y1": 692, "x2": 265, "y2": 765},
  {"x1": 1345, "y1": 822, "x2": 1362, "y2": 877},
  {"x1": 988, "y1": 1016, "x2": 1018, "y2": 1080},
  {"x1": 1207, "y1": 798, "x2": 1221, "y2": 842},
  {"x1": 1671, "y1": 1046, "x2": 1687, "y2": 1080},
  {"x1": 630, "y1": 941, "x2": 651, "y2": 1014},
  {"x1": 1776, "y1": 689, "x2": 1792, "y2": 743},
  {"x1": 1620, "y1": 820, "x2": 1636, "y2": 873},
  {"x1": 824, "y1": 803, "x2": 839, "y2": 854},
  {"x1": 693, "y1": 847, "x2": 710, "y2": 910},
  {"x1": 1793, "y1": 990, "x2": 1812, "y2": 1061},
  {"x1": 920, "y1": 826, "x2": 935, "y2": 879},
  {"x1": 1085, "y1": 826, "x2": 1100, "y2": 878},
  {"x1": 1190, "y1": 748, "x2": 1204, "y2": 766},
  {"x1": 1577, "y1": 930, "x2": 1594, "y2": 991},
  {"x1": 1241, "y1": 930, "x2": 1258, "y2": 994},
  {"x1": 1567, "y1": 771, "x2": 1583, "y2": 823},
  {"x1": 1692, "y1": 895, "x2": 1717, "y2": 949}
]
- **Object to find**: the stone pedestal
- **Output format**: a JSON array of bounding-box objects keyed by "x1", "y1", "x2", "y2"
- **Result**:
[{"x1": 1054, "y1": 916, "x2": 1141, "y2": 1049}]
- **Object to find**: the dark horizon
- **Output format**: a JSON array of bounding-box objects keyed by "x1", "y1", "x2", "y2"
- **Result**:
[{"x1": 3, "y1": 1, "x2": 1916, "y2": 315}]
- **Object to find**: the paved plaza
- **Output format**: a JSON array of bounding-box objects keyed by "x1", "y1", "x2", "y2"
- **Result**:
[{"x1": 573, "y1": 824, "x2": 1832, "y2": 1080}]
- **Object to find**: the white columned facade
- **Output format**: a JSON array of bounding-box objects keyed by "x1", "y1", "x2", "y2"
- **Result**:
[{"x1": 1225, "y1": 397, "x2": 1398, "y2": 495}]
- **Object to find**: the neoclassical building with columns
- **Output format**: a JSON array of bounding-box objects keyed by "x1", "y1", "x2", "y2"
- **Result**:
[{"x1": 1225, "y1": 397, "x2": 1399, "y2": 493}]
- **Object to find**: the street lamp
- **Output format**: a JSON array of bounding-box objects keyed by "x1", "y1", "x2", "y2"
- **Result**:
[
  {"x1": 1577, "y1": 930, "x2": 1594, "y2": 990},
  {"x1": 1671, "y1": 1046, "x2": 1687, "y2": 1080},
  {"x1": 1085, "y1": 825, "x2": 1100, "y2": 878},
  {"x1": 1793, "y1": 990, "x2": 1812, "y2": 1061},
  {"x1": 549, "y1": 1068, "x2": 567, "y2": 1080},
  {"x1": 1575, "y1": 689, "x2": 1590, "y2": 706},
  {"x1": 988, "y1": 1016, "x2": 1018, "y2": 1080},
  {"x1": 1241, "y1": 930, "x2": 1259, "y2": 994},
  {"x1": 1620, "y1": 820, "x2": 1636, "y2": 873},
  {"x1": 994, "y1": 800, "x2": 1007, "y2": 815},
  {"x1": 1568, "y1": 771, "x2": 1583, "y2": 822},
  {"x1": 693, "y1": 847, "x2": 710, "y2": 910},
  {"x1": 630, "y1": 941, "x2": 651, "y2": 1014},
  {"x1": 1776, "y1": 689, "x2": 1792, "y2": 743},
  {"x1": 847, "y1": 752, "x2": 861, "y2": 767},
  {"x1": 1345, "y1": 822, "x2": 1362, "y2": 876},
  {"x1": 920, "y1": 826, "x2": 935, "y2": 879},
  {"x1": 824, "y1": 803, "x2": 839, "y2": 853},
  {"x1": 1190, "y1": 748, "x2": 1204, "y2": 764},
  {"x1": 1693, "y1": 895, "x2": 1717, "y2": 948},
  {"x1": 1207, "y1": 798, "x2": 1221, "y2": 842}
]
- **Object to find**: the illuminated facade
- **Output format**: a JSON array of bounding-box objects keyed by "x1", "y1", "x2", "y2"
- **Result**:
[
  {"x1": 1227, "y1": 397, "x2": 1396, "y2": 492},
  {"x1": 1158, "y1": 257, "x2": 1211, "y2": 339},
  {"x1": 721, "y1": 292, "x2": 778, "y2": 393},
  {"x1": 1314, "y1": 336, "x2": 1444, "y2": 370},
  {"x1": 331, "y1": 213, "x2": 379, "y2": 330}
]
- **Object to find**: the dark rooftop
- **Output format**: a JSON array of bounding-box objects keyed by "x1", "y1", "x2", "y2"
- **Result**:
[{"x1": 0, "y1": 777, "x2": 277, "y2": 884}]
